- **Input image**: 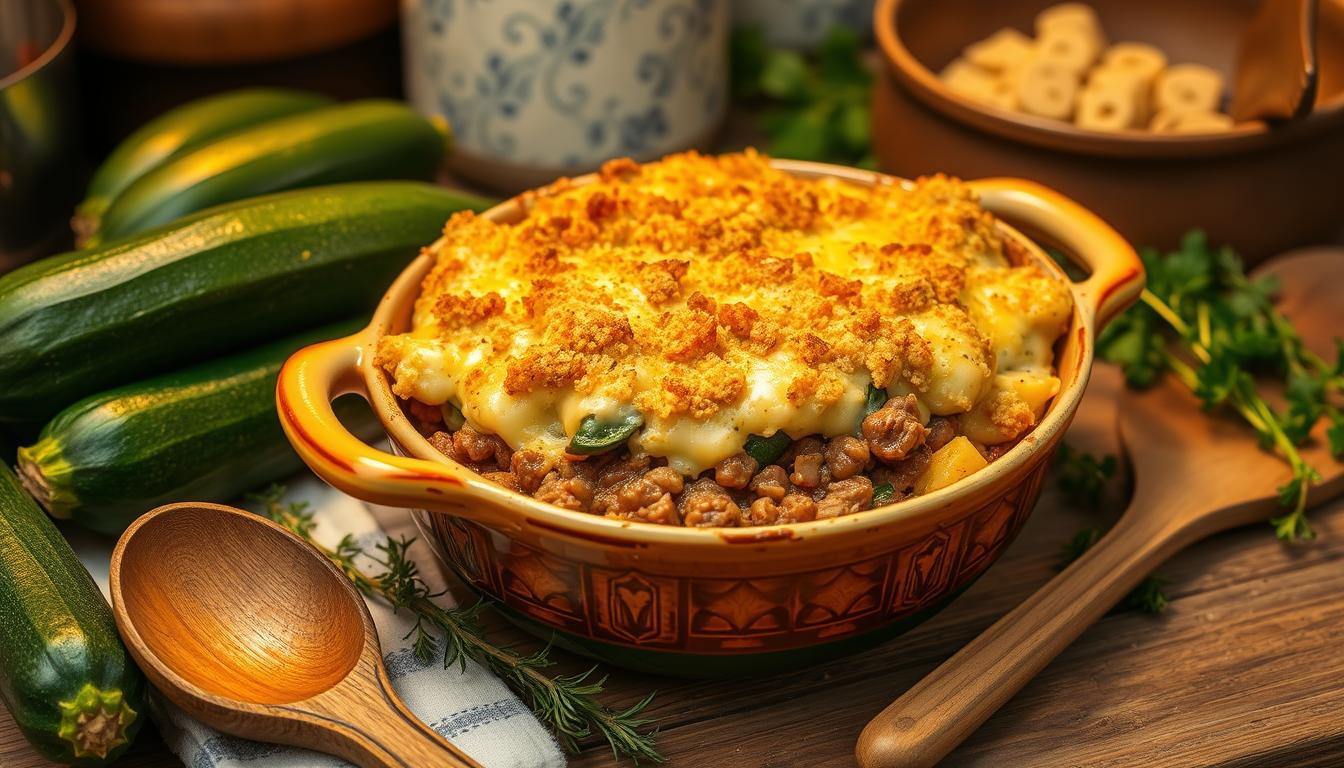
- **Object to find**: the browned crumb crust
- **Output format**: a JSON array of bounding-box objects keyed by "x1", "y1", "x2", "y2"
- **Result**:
[
  {"x1": 379, "y1": 150, "x2": 1014, "y2": 420},
  {"x1": 381, "y1": 150, "x2": 1067, "y2": 526}
]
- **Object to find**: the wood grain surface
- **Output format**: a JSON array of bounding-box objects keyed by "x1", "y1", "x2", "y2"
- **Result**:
[
  {"x1": 13, "y1": 46, "x2": 1339, "y2": 768},
  {"x1": 4, "y1": 361, "x2": 1343, "y2": 767}
]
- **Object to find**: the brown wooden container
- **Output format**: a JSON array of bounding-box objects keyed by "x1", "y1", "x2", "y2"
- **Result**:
[
  {"x1": 75, "y1": 0, "x2": 397, "y2": 65},
  {"x1": 872, "y1": 0, "x2": 1344, "y2": 261}
]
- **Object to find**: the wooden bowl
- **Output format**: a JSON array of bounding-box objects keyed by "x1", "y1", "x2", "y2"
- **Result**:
[
  {"x1": 873, "y1": 0, "x2": 1344, "y2": 262},
  {"x1": 276, "y1": 161, "x2": 1143, "y2": 676},
  {"x1": 74, "y1": 0, "x2": 397, "y2": 64}
]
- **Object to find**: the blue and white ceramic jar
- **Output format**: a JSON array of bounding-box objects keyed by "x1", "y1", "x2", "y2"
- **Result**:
[{"x1": 403, "y1": 0, "x2": 729, "y2": 190}]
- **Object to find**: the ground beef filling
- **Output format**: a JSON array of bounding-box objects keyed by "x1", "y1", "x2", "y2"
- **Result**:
[{"x1": 411, "y1": 404, "x2": 1001, "y2": 528}]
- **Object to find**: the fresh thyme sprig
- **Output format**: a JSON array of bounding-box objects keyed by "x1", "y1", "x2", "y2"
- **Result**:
[
  {"x1": 249, "y1": 486, "x2": 664, "y2": 765},
  {"x1": 1099, "y1": 231, "x2": 1344, "y2": 541}
]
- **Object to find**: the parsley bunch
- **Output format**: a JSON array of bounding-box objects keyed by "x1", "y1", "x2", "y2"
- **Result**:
[
  {"x1": 730, "y1": 26, "x2": 875, "y2": 167},
  {"x1": 1099, "y1": 231, "x2": 1344, "y2": 540}
]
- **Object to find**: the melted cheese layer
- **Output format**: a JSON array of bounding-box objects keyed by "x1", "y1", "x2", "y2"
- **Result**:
[{"x1": 377, "y1": 151, "x2": 1073, "y2": 473}]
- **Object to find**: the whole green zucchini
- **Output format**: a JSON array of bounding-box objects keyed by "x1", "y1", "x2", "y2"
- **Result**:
[
  {"x1": 91, "y1": 100, "x2": 450, "y2": 244},
  {"x1": 74, "y1": 88, "x2": 332, "y2": 242},
  {"x1": 0, "y1": 463, "x2": 146, "y2": 764},
  {"x1": 0, "y1": 181, "x2": 490, "y2": 425},
  {"x1": 17, "y1": 320, "x2": 375, "y2": 534}
]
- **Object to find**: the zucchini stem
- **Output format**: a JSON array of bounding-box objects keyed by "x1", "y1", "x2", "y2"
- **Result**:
[
  {"x1": 15, "y1": 439, "x2": 77, "y2": 519},
  {"x1": 57, "y1": 683, "x2": 136, "y2": 760}
]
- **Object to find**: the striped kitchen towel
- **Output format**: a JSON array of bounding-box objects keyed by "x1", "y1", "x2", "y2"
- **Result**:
[{"x1": 69, "y1": 474, "x2": 566, "y2": 768}]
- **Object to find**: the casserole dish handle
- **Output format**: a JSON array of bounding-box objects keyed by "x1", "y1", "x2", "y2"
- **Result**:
[
  {"x1": 276, "y1": 335, "x2": 525, "y2": 531},
  {"x1": 970, "y1": 178, "x2": 1145, "y2": 328}
]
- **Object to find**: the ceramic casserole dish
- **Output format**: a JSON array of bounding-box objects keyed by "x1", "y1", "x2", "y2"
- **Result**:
[{"x1": 277, "y1": 159, "x2": 1143, "y2": 676}]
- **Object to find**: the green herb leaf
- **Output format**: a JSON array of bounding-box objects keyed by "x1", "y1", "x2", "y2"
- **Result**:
[
  {"x1": 1191, "y1": 353, "x2": 1246, "y2": 410},
  {"x1": 1281, "y1": 373, "x2": 1324, "y2": 444},
  {"x1": 817, "y1": 26, "x2": 868, "y2": 85},
  {"x1": 1057, "y1": 527, "x2": 1169, "y2": 614},
  {"x1": 440, "y1": 402, "x2": 466, "y2": 431},
  {"x1": 1097, "y1": 306, "x2": 1165, "y2": 388},
  {"x1": 834, "y1": 99, "x2": 871, "y2": 155},
  {"x1": 1271, "y1": 507, "x2": 1315, "y2": 542},
  {"x1": 569, "y1": 412, "x2": 644, "y2": 455},
  {"x1": 1328, "y1": 412, "x2": 1344, "y2": 459},
  {"x1": 1057, "y1": 527, "x2": 1101, "y2": 568},
  {"x1": 759, "y1": 50, "x2": 813, "y2": 101},
  {"x1": 738, "y1": 25, "x2": 875, "y2": 166},
  {"x1": 743, "y1": 431, "x2": 792, "y2": 466},
  {"x1": 1159, "y1": 232, "x2": 1216, "y2": 301},
  {"x1": 764, "y1": 104, "x2": 831, "y2": 161},
  {"x1": 1125, "y1": 575, "x2": 1170, "y2": 615},
  {"x1": 1105, "y1": 231, "x2": 1340, "y2": 541},
  {"x1": 1052, "y1": 443, "x2": 1118, "y2": 508},
  {"x1": 863, "y1": 383, "x2": 889, "y2": 418},
  {"x1": 871, "y1": 482, "x2": 895, "y2": 505}
]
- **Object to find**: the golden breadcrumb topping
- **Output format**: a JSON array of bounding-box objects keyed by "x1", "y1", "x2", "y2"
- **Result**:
[{"x1": 377, "y1": 150, "x2": 1073, "y2": 474}]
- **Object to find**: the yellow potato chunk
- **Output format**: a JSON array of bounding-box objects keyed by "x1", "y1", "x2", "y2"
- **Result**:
[
  {"x1": 1009, "y1": 371, "x2": 1062, "y2": 418},
  {"x1": 915, "y1": 436, "x2": 990, "y2": 495},
  {"x1": 960, "y1": 371, "x2": 1060, "y2": 445}
]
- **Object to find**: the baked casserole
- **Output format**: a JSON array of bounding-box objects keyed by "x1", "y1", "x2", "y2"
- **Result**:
[{"x1": 376, "y1": 150, "x2": 1073, "y2": 527}]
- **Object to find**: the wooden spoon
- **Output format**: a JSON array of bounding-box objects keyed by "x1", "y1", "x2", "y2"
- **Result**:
[
  {"x1": 1229, "y1": 0, "x2": 1319, "y2": 121},
  {"x1": 109, "y1": 502, "x2": 481, "y2": 768},
  {"x1": 857, "y1": 248, "x2": 1344, "y2": 768}
]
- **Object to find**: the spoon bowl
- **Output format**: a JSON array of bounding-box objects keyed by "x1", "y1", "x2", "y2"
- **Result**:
[
  {"x1": 116, "y1": 504, "x2": 365, "y2": 705},
  {"x1": 111, "y1": 502, "x2": 480, "y2": 768}
]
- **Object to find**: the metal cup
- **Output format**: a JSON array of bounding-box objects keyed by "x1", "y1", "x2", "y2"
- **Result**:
[{"x1": 0, "y1": 0, "x2": 79, "y2": 270}]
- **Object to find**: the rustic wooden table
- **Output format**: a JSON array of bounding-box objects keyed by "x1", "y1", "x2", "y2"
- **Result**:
[
  {"x1": 9, "y1": 35, "x2": 1340, "y2": 768},
  {"x1": 5, "y1": 359, "x2": 1344, "y2": 768}
]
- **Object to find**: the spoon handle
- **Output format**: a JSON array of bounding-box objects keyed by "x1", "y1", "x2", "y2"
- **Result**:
[
  {"x1": 855, "y1": 501, "x2": 1199, "y2": 768},
  {"x1": 316, "y1": 666, "x2": 482, "y2": 768}
]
